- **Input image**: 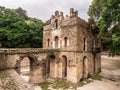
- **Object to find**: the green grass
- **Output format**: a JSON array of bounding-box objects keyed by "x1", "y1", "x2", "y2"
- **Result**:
[
  {"x1": 38, "y1": 78, "x2": 94, "y2": 90},
  {"x1": 0, "y1": 70, "x2": 9, "y2": 78},
  {"x1": 77, "y1": 79, "x2": 94, "y2": 87},
  {"x1": 39, "y1": 82, "x2": 51, "y2": 90},
  {"x1": 52, "y1": 79, "x2": 70, "y2": 89},
  {"x1": 78, "y1": 81, "x2": 85, "y2": 87},
  {"x1": 92, "y1": 74, "x2": 102, "y2": 81},
  {"x1": 38, "y1": 79, "x2": 70, "y2": 90}
]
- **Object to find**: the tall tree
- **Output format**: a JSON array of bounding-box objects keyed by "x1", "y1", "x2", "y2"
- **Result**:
[
  {"x1": 88, "y1": 0, "x2": 120, "y2": 56},
  {"x1": 14, "y1": 7, "x2": 28, "y2": 19},
  {"x1": 0, "y1": 6, "x2": 45, "y2": 48}
]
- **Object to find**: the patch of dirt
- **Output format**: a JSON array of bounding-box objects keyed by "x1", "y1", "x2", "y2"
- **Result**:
[
  {"x1": 101, "y1": 59, "x2": 120, "y2": 70},
  {"x1": 100, "y1": 55, "x2": 120, "y2": 87},
  {"x1": 77, "y1": 79, "x2": 120, "y2": 90}
]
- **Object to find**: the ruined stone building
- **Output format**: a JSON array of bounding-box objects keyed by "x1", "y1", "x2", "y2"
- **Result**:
[
  {"x1": 0, "y1": 8, "x2": 101, "y2": 83},
  {"x1": 43, "y1": 8, "x2": 101, "y2": 83}
]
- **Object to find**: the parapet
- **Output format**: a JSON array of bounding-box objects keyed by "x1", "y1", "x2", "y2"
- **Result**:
[
  {"x1": 70, "y1": 8, "x2": 78, "y2": 17},
  {"x1": 44, "y1": 8, "x2": 88, "y2": 30},
  {"x1": 50, "y1": 8, "x2": 79, "y2": 22}
]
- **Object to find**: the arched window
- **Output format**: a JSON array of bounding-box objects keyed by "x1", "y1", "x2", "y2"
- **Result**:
[
  {"x1": 55, "y1": 36, "x2": 59, "y2": 48},
  {"x1": 64, "y1": 37, "x2": 67, "y2": 47},
  {"x1": 47, "y1": 39, "x2": 50, "y2": 47},
  {"x1": 55, "y1": 19, "x2": 58, "y2": 29},
  {"x1": 83, "y1": 37, "x2": 86, "y2": 51}
]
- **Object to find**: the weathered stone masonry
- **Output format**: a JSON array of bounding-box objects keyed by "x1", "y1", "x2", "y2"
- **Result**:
[
  {"x1": 0, "y1": 8, "x2": 101, "y2": 83},
  {"x1": 0, "y1": 48, "x2": 60, "y2": 83},
  {"x1": 43, "y1": 8, "x2": 101, "y2": 83}
]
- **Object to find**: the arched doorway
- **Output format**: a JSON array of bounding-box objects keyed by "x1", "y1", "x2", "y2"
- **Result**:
[
  {"x1": 20, "y1": 57, "x2": 30, "y2": 77},
  {"x1": 47, "y1": 55, "x2": 56, "y2": 78},
  {"x1": 82, "y1": 56, "x2": 88, "y2": 79},
  {"x1": 62, "y1": 56, "x2": 67, "y2": 78},
  {"x1": 15, "y1": 55, "x2": 37, "y2": 82}
]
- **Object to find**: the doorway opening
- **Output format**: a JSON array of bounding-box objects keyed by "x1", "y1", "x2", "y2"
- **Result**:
[
  {"x1": 62, "y1": 55, "x2": 67, "y2": 78},
  {"x1": 46, "y1": 55, "x2": 56, "y2": 78},
  {"x1": 20, "y1": 57, "x2": 30, "y2": 82},
  {"x1": 16, "y1": 56, "x2": 36, "y2": 82},
  {"x1": 93, "y1": 55, "x2": 96, "y2": 74},
  {"x1": 82, "y1": 56, "x2": 88, "y2": 79}
]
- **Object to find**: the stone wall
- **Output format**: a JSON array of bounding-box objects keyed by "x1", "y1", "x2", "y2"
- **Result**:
[
  {"x1": 0, "y1": 53, "x2": 7, "y2": 69},
  {"x1": 0, "y1": 48, "x2": 60, "y2": 83}
]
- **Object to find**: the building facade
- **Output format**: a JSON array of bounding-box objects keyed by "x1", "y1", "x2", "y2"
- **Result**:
[{"x1": 43, "y1": 8, "x2": 101, "y2": 83}]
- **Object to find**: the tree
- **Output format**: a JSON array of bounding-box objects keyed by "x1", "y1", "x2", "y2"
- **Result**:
[
  {"x1": 0, "y1": 6, "x2": 45, "y2": 48},
  {"x1": 14, "y1": 7, "x2": 28, "y2": 19},
  {"x1": 26, "y1": 17, "x2": 45, "y2": 47},
  {"x1": 88, "y1": 0, "x2": 120, "y2": 56}
]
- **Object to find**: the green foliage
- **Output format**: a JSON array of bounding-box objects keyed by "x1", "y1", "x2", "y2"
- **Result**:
[
  {"x1": 14, "y1": 7, "x2": 28, "y2": 20},
  {"x1": 0, "y1": 6, "x2": 45, "y2": 48},
  {"x1": 88, "y1": 0, "x2": 120, "y2": 56},
  {"x1": 88, "y1": 17, "x2": 95, "y2": 25},
  {"x1": 88, "y1": 0, "x2": 105, "y2": 21}
]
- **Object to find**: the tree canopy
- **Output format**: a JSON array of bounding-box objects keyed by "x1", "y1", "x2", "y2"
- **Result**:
[
  {"x1": 88, "y1": 0, "x2": 120, "y2": 56},
  {"x1": 0, "y1": 6, "x2": 45, "y2": 48}
]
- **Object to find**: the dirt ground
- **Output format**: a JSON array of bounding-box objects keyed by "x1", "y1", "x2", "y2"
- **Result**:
[{"x1": 101, "y1": 55, "x2": 120, "y2": 82}]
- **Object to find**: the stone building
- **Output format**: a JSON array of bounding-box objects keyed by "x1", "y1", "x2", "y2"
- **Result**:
[
  {"x1": 0, "y1": 8, "x2": 101, "y2": 84},
  {"x1": 43, "y1": 8, "x2": 101, "y2": 83}
]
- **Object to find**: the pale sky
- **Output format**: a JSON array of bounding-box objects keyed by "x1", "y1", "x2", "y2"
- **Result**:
[{"x1": 0, "y1": 0, "x2": 93, "y2": 22}]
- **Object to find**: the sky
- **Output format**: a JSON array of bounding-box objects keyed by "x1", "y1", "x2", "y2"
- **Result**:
[{"x1": 0, "y1": 0, "x2": 93, "y2": 22}]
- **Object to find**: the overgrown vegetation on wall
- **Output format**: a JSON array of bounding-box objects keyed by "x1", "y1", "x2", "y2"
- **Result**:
[{"x1": 0, "y1": 6, "x2": 45, "y2": 48}]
